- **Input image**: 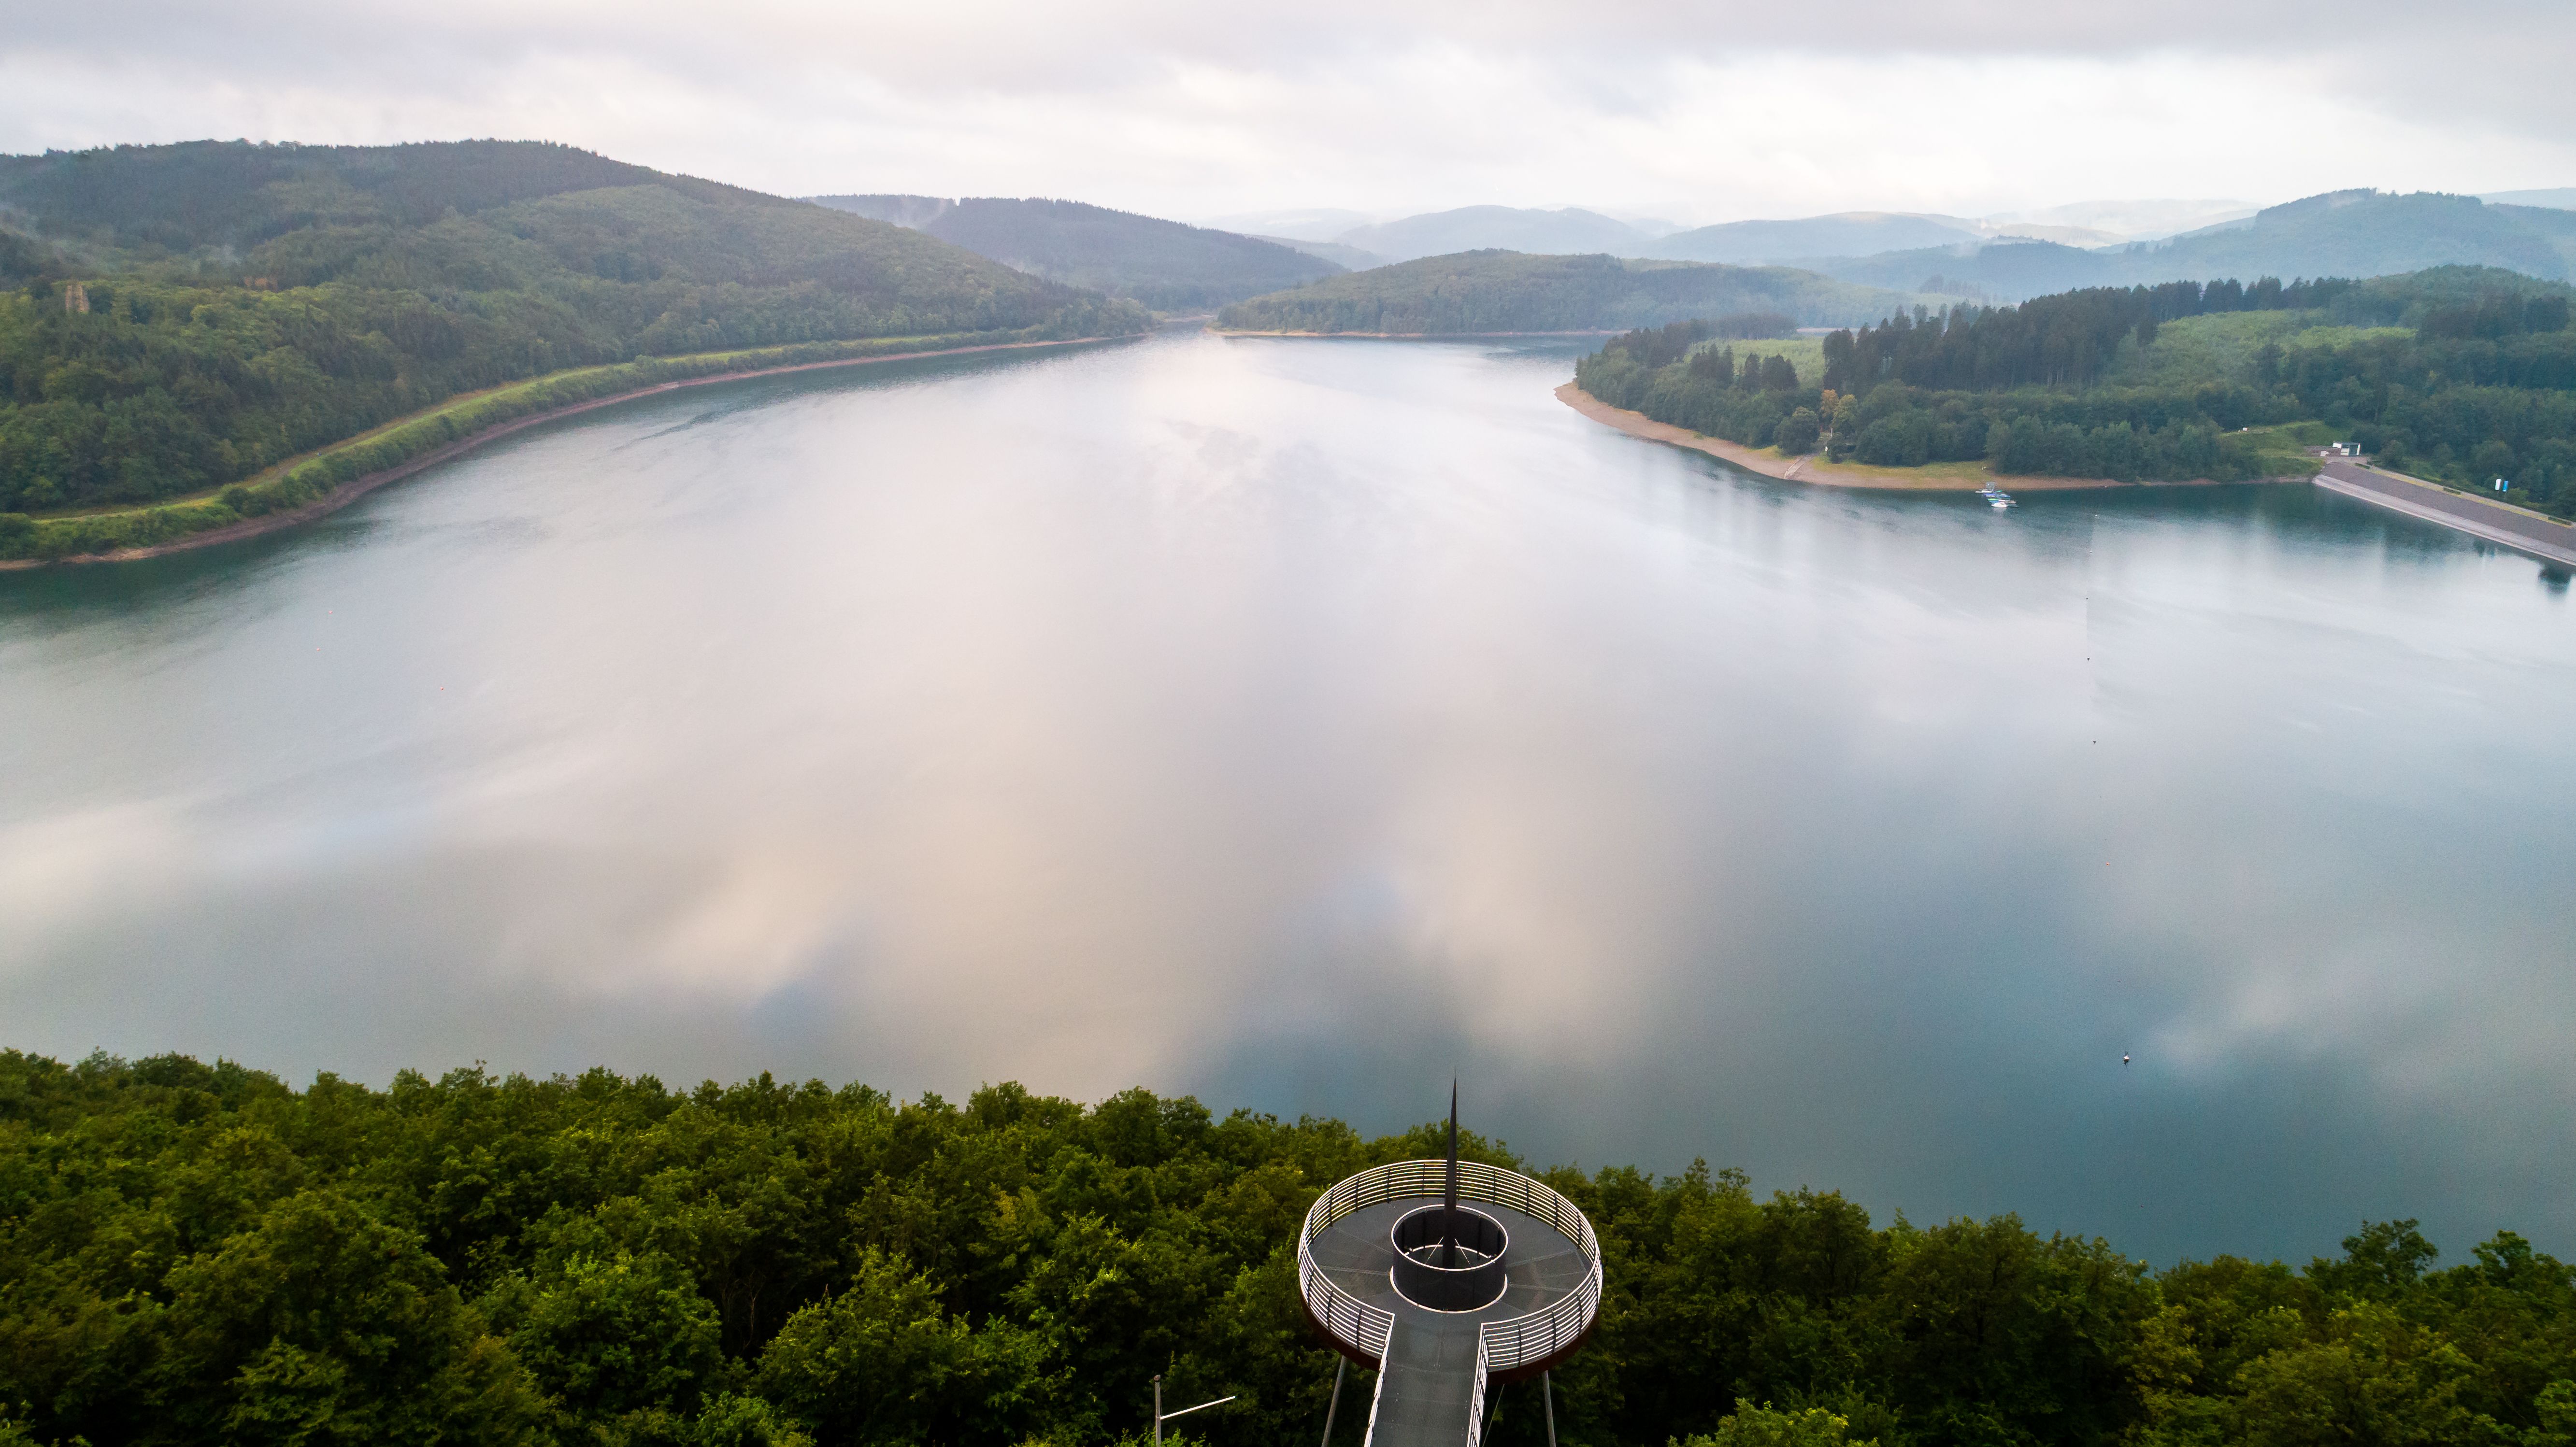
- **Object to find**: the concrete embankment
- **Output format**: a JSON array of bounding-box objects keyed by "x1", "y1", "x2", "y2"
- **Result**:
[{"x1": 2314, "y1": 460, "x2": 2576, "y2": 568}]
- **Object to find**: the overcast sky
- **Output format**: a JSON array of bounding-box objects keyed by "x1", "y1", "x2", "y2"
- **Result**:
[{"x1": 5, "y1": 0, "x2": 2573, "y2": 227}]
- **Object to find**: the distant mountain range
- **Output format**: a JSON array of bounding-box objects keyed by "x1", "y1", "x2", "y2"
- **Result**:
[
  {"x1": 1214, "y1": 252, "x2": 1934, "y2": 334},
  {"x1": 1329, "y1": 206, "x2": 1653, "y2": 264},
  {"x1": 1186, "y1": 191, "x2": 2576, "y2": 299},
  {"x1": 1646, "y1": 213, "x2": 1986, "y2": 264},
  {"x1": 808, "y1": 195, "x2": 1338, "y2": 310},
  {"x1": 1253, "y1": 236, "x2": 1388, "y2": 270},
  {"x1": 793, "y1": 183, "x2": 2576, "y2": 317},
  {"x1": 2482, "y1": 187, "x2": 2576, "y2": 211},
  {"x1": 1195, "y1": 199, "x2": 2264, "y2": 266},
  {"x1": 1798, "y1": 190, "x2": 2576, "y2": 300}
]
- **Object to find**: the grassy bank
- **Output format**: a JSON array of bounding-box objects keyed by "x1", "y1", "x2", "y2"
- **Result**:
[{"x1": 0, "y1": 327, "x2": 1093, "y2": 564}]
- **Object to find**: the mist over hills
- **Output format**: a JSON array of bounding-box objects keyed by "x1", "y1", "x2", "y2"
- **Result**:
[
  {"x1": 1196, "y1": 199, "x2": 2260, "y2": 267},
  {"x1": 1202, "y1": 186, "x2": 2576, "y2": 335},
  {"x1": 1803, "y1": 190, "x2": 2576, "y2": 301},
  {"x1": 775, "y1": 184, "x2": 2576, "y2": 317},
  {"x1": 1214, "y1": 251, "x2": 1930, "y2": 334},
  {"x1": 809, "y1": 194, "x2": 1338, "y2": 309},
  {"x1": 1183, "y1": 190, "x2": 2575, "y2": 303},
  {"x1": 1331, "y1": 206, "x2": 1653, "y2": 264},
  {"x1": 1254, "y1": 236, "x2": 1388, "y2": 270},
  {"x1": 2483, "y1": 187, "x2": 2576, "y2": 210},
  {"x1": 1647, "y1": 213, "x2": 1983, "y2": 264}
]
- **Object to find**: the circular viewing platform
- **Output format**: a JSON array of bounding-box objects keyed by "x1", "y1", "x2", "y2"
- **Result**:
[{"x1": 1297, "y1": 1158, "x2": 1603, "y2": 1383}]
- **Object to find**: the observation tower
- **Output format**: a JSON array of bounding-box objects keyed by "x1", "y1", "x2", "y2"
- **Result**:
[{"x1": 1298, "y1": 1087, "x2": 1604, "y2": 1447}]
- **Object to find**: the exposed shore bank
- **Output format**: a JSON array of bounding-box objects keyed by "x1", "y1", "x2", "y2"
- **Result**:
[
  {"x1": 3, "y1": 333, "x2": 1139, "y2": 569},
  {"x1": 1557, "y1": 382, "x2": 2262, "y2": 493},
  {"x1": 1217, "y1": 329, "x2": 1623, "y2": 339}
]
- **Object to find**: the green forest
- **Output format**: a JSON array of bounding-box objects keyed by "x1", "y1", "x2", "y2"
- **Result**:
[
  {"x1": 3, "y1": 1050, "x2": 2569, "y2": 1447},
  {"x1": 1573, "y1": 267, "x2": 2576, "y2": 510},
  {"x1": 0, "y1": 141, "x2": 1151, "y2": 559},
  {"x1": 1213, "y1": 253, "x2": 1926, "y2": 335}
]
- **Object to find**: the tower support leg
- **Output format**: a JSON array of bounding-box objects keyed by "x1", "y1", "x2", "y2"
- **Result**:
[
  {"x1": 1545, "y1": 1370, "x2": 1558, "y2": 1447},
  {"x1": 1321, "y1": 1358, "x2": 1346, "y2": 1447}
]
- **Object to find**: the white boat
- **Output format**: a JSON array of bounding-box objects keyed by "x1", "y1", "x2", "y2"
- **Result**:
[{"x1": 1978, "y1": 485, "x2": 2016, "y2": 510}]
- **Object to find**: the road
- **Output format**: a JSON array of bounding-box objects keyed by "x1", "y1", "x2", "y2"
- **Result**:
[{"x1": 2313, "y1": 457, "x2": 2576, "y2": 568}]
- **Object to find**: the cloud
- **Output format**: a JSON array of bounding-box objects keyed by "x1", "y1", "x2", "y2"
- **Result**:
[{"x1": 6, "y1": 0, "x2": 2574, "y2": 223}]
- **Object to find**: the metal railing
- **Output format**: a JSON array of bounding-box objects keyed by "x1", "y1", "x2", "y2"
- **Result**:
[
  {"x1": 1465, "y1": 1335, "x2": 1493, "y2": 1447},
  {"x1": 1300, "y1": 1238, "x2": 1397, "y2": 1360},
  {"x1": 1296, "y1": 1158, "x2": 1603, "y2": 1374},
  {"x1": 1298, "y1": 1178, "x2": 1397, "y2": 1360}
]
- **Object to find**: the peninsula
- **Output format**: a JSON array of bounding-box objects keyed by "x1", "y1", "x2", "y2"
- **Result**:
[{"x1": 1559, "y1": 266, "x2": 2576, "y2": 510}]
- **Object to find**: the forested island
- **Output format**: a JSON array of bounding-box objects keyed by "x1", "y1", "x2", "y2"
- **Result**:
[
  {"x1": 2, "y1": 1049, "x2": 2568, "y2": 1447},
  {"x1": 1570, "y1": 266, "x2": 2576, "y2": 511},
  {"x1": 0, "y1": 142, "x2": 1152, "y2": 562},
  {"x1": 1213, "y1": 252, "x2": 1928, "y2": 335}
]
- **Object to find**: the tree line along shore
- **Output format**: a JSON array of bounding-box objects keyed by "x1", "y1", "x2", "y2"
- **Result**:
[
  {"x1": 1, "y1": 1050, "x2": 2568, "y2": 1447},
  {"x1": 10, "y1": 141, "x2": 2575, "y2": 560},
  {"x1": 0, "y1": 140, "x2": 1155, "y2": 564},
  {"x1": 1564, "y1": 268, "x2": 2576, "y2": 510},
  {"x1": 0, "y1": 329, "x2": 1137, "y2": 566}
]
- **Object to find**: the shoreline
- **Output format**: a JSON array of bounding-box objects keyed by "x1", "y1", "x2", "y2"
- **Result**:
[
  {"x1": 5, "y1": 335, "x2": 1136, "y2": 569},
  {"x1": 1216, "y1": 329, "x2": 1624, "y2": 339},
  {"x1": 1555, "y1": 382, "x2": 2266, "y2": 493},
  {"x1": 2315, "y1": 459, "x2": 2576, "y2": 568}
]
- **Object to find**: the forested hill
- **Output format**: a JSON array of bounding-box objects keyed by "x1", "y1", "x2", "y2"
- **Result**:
[
  {"x1": 0, "y1": 140, "x2": 801, "y2": 254},
  {"x1": 810, "y1": 194, "x2": 1342, "y2": 310},
  {"x1": 2, "y1": 1050, "x2": 2570, "y2": 1447},
  {"x1": 1215, "y1": 251, "x2": 1927, "y2": 334},
  {"x1": 0, "y1": 141, "x2": 1149, "y2": 527}
]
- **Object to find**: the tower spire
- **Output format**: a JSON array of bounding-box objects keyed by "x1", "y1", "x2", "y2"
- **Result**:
[{"x1": 1441, "y1": 1078, "x2": 1460, "y2": 1263}]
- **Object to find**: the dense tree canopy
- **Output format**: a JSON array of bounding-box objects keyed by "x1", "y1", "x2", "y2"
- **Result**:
[
  {"x1": 3, "y1": 1050, "x2": 2568, "y2": 1447},
  {"x1": 1816, "y1": 278, "x2": 2364, "y2": 394},
  {"x1": 1577, "y1": 267, "x2": 2576, "y2": 508}
]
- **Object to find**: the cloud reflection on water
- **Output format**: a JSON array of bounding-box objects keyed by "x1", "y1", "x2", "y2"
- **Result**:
[{"x1": 2, "y1": 334, "x2": 2571, "y2": 1265}]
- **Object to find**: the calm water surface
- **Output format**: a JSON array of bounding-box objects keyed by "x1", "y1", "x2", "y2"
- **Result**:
[{"x1": 5, "y1": 332, "x2": 2572, "y2": 1263}]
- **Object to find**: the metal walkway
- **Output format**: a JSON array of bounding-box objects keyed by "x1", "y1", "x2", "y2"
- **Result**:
[{"x1": 1305, "y1": 1199, "x2": 1595, "y2": 1447}]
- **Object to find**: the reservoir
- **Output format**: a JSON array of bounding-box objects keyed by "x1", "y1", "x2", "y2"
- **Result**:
[{"x1": 3, "y1": 331, "x2": 2571, "y2": 1264}]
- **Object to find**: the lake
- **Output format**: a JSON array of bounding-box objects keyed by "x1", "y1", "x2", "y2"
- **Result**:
[{"x1": 4, "y1": 331, "x2": 2571, "y2": 1265}]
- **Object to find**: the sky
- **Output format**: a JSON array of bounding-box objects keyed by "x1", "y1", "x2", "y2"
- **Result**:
[{"x1": 5, "y1": 0, "x2": 2575, "y2": 229}]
